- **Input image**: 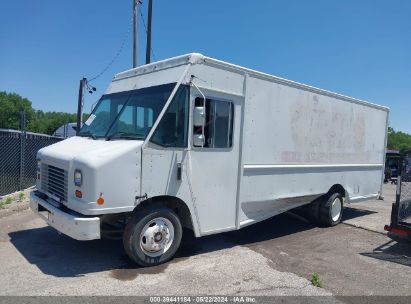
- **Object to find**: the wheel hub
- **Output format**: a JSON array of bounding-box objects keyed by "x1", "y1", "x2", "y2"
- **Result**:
[
  {"x1": 331, "y1": 197, "x2": 342, "y2": 222},
  {"x1": 154, "y1": 232, "x2": 163, "y2": 242},
  {"x1": 139, "y1": 217, "x2": 175, "y2": 257}
]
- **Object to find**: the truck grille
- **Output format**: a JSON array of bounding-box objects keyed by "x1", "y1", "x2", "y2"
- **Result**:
[{"x1": 41, "y1": 164, "x2": 68, "y2": 202}]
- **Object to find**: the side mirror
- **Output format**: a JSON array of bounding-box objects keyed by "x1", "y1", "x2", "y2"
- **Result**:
[
  {"x1": 193, "y1": 134, "x2": 205, "y2": 147},
  {"x1": 193, "y1": 106, "x2": 205, "y2": 127}
]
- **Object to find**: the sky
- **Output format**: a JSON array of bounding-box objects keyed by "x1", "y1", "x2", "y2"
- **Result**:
[{"x1": 1, "y1": 0, "x2": 410, "y2": 133}]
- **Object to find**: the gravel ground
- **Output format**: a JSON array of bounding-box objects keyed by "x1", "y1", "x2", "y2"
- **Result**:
[
  {"x1": 0, "y1": 183, "x2": 410, "y2": 298},
  {"x1": 343, "y1": 183, "x2": 397, "y2": 234},
  {"x1": 0, "y1": 188, "x2": 32, "y2": 219},
  {"x1": 0, "y1": 210, "x2": 329, "y2": 297}
]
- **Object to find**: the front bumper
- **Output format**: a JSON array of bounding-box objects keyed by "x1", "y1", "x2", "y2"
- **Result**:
[{"x1": 30, "y1": 191, "x2": 101, "y2": 240}]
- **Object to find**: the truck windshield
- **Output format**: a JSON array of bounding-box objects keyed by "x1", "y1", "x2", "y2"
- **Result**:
[{"x1": 79, "y1": 83, "x2": 176, "y2": 140}]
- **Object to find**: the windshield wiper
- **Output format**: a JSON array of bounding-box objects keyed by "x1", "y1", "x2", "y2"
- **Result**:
[
  {"x1": 79, "y1": 131, "x2": 97, "y2": 140},
  {"x1": 106, "y1": 131, "x2": 144, "y2": 141}
]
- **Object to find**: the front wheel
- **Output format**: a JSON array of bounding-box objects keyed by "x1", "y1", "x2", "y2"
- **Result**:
[
  {"x1": 319, "y1": 193, "x2": 344, "y2": 227},
  {"x1": 123, "y1": 206, "x2": 182, "y2": 267}
]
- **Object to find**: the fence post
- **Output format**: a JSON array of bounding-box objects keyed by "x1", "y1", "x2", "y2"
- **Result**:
[{"x1": 19, "y1": 110, "x2": 26, "y2": 191}]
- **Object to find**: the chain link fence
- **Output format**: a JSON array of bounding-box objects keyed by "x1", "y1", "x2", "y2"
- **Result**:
[
  {"x1": 0, "y1": 129, "x2": 62, "y2": 196},
  {"x1": 394, "y1": 155, "x2": 411, "y2": 225}
]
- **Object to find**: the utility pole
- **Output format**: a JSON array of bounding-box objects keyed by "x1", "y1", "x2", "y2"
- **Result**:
[
  {"x1": 146, "y1": 0, "x2": 153, "y2": 64},
  {"x1": 133, "y1": 0, "x2": 138, "y2": 68},
  {"x1": 76, "y1": 78, "x2": 86, "y2": 135}
]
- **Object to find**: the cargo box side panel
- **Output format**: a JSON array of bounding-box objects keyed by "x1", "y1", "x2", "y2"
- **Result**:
[{"x1": 239, "y1": 75, "x2": 387, "y2": 225}]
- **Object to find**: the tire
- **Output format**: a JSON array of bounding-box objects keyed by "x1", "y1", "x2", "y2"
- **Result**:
[
  {"x1": 318, "y1": 193, "x2": 343, "y2": 227},
  {"x1": 123, "y1": 206, "x2": 182, "y2": 267},
  {"x1": 301, "y1": 197, "x2": 321, "y2": 224}
]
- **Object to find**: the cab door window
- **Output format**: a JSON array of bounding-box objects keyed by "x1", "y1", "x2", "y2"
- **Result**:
[{"x1": 194, "y1": 98, "x2": 234, "y2": 148}]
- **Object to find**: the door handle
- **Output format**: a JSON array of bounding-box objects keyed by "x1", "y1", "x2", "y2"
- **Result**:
[{"x1": 177, "y1": 162, "x2": 182, "y2": 181}]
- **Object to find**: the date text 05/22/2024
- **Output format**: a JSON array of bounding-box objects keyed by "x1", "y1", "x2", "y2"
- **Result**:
[{"x1": 149, "y1": 296, "x2": 256, "y2": 303}]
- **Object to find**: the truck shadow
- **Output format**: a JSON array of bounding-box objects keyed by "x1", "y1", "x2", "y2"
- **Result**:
[
  {"x1": 341, "y1": 207, "x2": 377, "y2": 221},
  {"x1": 360, "y1": 240, "x2": 411, "y2": 268},
  {"x1": 8, "y1": 213, "x2": 313, "y2": 277},
  {"x1": 8, "y1": 226, "x2": 126, "y2": 277},
  {"x1": 8, "y1": 209, "x2": 371, "y2": 278}
]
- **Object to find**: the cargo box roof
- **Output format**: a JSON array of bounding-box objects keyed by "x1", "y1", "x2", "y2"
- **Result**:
[{"x1": 113, "y1": 53, "x2": 389, "y2": 112}]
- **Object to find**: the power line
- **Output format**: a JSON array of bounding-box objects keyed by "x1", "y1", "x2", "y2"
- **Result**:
[
  {"x1": 87, "y1": 1, "x2": 156, "y2": 83},
  {"x1": 88, "y1": 16, "x2": 134, "y2": 83}
]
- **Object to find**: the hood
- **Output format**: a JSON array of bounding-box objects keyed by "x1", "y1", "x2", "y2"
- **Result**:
[
  {"x1": 38, "y1": 136, "x2": 143, "y2": 169},
  {"x1": 37, "y1": 136, "x2": 144, "y2": 215}
]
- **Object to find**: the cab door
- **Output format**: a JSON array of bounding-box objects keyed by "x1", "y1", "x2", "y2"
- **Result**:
[
  {"x1": 141, "y1": 85, "x2": 195, "y2": 220},
  {"x1": 187, "y1": 92, "x2": 242, "y2": 234}
]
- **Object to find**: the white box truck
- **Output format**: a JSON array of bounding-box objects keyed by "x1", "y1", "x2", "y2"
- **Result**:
[{"x1": 30, "y1": 53, "x2": 389, "y2": 266}]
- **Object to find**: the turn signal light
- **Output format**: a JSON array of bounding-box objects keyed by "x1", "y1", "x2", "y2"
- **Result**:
[
  {"x1": 75, "y1": 190, "x2": 82, "y2": 198},
  {"x1": 97, "y1": 193, "x2": 104, "y2": 205}
]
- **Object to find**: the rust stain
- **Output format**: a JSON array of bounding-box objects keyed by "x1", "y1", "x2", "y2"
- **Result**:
[{"x1": 289, "y1": 94, "x2": 367, "y2": 162}]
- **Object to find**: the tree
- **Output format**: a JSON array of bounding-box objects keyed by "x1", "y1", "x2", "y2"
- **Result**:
[
  {"x1": 387, "y1": 127, "x2": 411, "y2": 153},
  {"x1": 0, "y1": 92, "x2": 34, "y2": 130},
  {"x1": 0, "y1": 91, "x2": 87, "y2": 135},
  {"x1": 31, "y1": 111, "x2": 78, "y2": 135}
]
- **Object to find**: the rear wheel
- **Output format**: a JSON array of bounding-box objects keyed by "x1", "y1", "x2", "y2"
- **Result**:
[
  {"x1": 319, "y1": 193, "x2": 344, "y2": 226},
  {"x1": 123, "y1": 206, "x2": 182, "y2": 267}
]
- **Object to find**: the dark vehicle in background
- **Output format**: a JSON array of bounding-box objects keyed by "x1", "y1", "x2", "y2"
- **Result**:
[
  {"x1": 385, "y1": 150, "x2": 411, "y2": 242},
  {"x1": 384, "y1": 150, "x2": 400, "y2": 183}
]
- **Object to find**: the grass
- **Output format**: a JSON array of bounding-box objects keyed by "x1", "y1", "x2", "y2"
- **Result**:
[
  {"x1": 18, "y1": 192, "x2": 25, "y2": 202},
  {"x1": 311, "y1": 273, "x2": 323, "y2": 288},
  {"x1": 0, "y1": 190, "x2": 26, "y2": 209},
  {"x1": 0, "y1": 196, "x2": 13, "y2": 209}
]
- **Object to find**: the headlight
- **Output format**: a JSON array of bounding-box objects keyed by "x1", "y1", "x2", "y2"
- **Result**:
[
  {"x1": 74, "y1": 170, "x2": 82, "y2": 187},
  {"x1": 37, "y1": 159, "x2": 41, "y2": 172}
]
